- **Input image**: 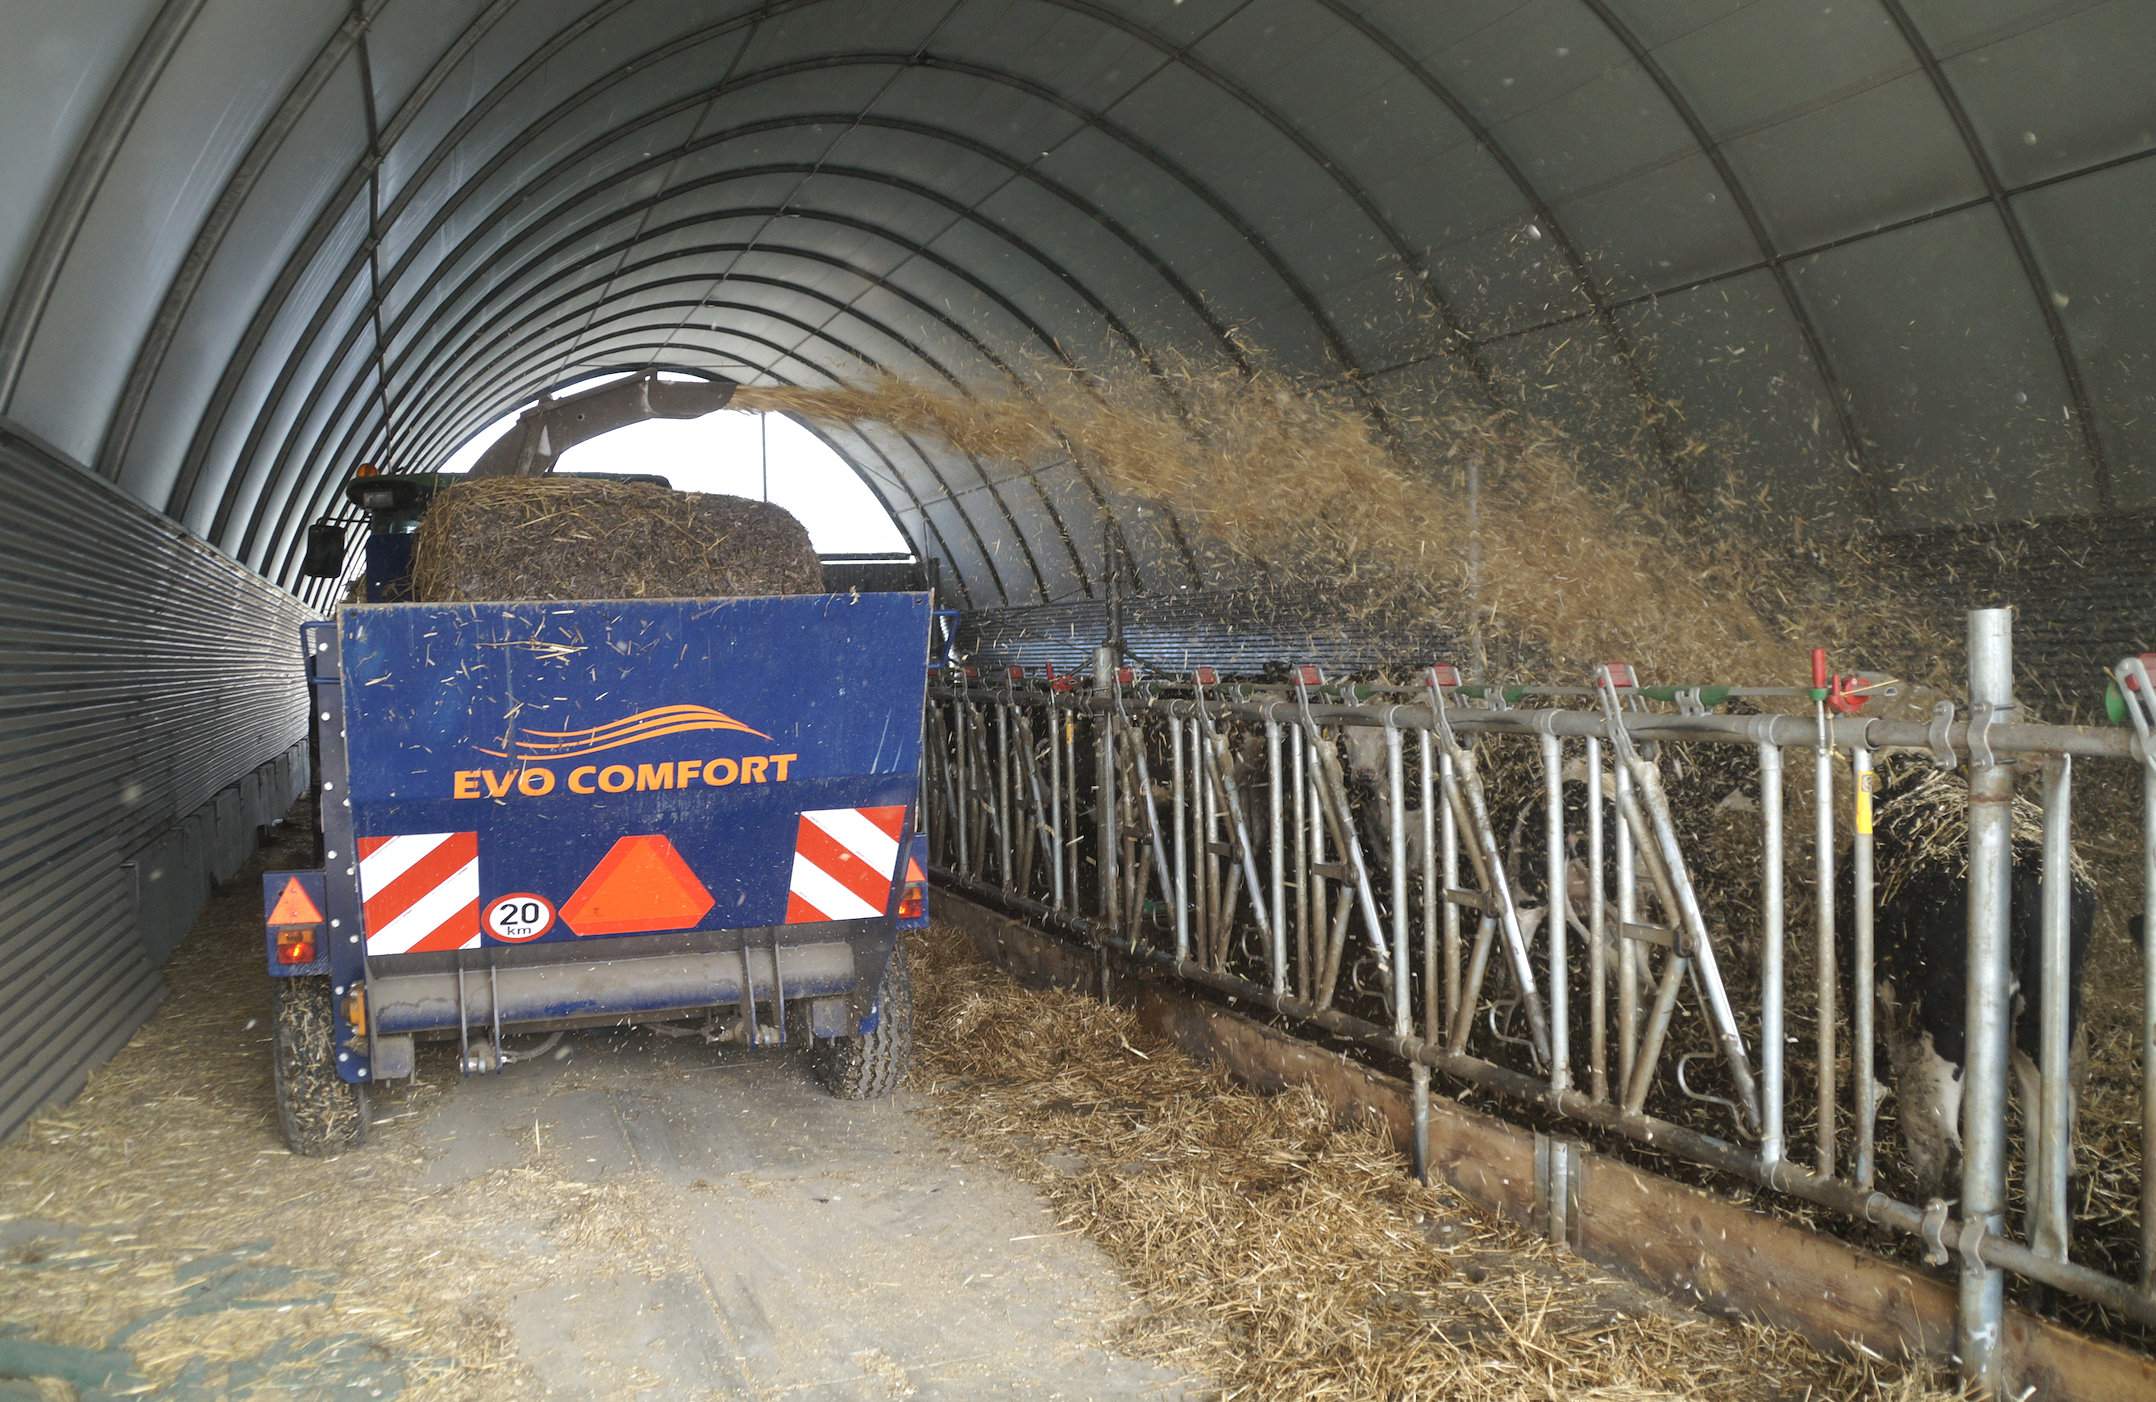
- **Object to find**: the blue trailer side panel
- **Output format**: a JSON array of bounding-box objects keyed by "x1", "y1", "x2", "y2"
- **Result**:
[{"x1": 338, "y1": 594, "x2": 930, "y2": 956}]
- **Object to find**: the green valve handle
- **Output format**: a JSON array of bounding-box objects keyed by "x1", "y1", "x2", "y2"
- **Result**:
[
  {"x1": 1638, "y1": 684, "x2": 1735, "y2": 708},
  {"x1": 2106, "y1": 680, "x2": 2128, "y2": 726}
]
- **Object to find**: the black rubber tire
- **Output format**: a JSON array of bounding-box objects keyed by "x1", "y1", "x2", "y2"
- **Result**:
[
  {"x1": 271, "y1": 976, "x2": 367, "y2": 1156},
  {"x1": 813, "y1": 944, "x2": 914, "y2": 1100}
]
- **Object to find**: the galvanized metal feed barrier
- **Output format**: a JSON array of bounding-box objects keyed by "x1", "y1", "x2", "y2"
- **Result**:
[{"x1": 925, "y1": 609, "x2": 2156, "y2": 1391}]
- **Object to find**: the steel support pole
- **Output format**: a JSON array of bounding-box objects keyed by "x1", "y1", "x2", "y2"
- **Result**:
[
  {"x1": 2143, "y1": 752, "x2": 2156, "y2": 1295},
  {"x1": 1170, "y1": 714, "x2": 1189, "y2": 962},
  {"x1": 1585, "y1": 738, "x2": 1609, "y2": 1101},
  {"x1": 1095, "y1": 646, "x2": 1118, "y2": 930},
  {"x1": 1959, "y1": 607, "x2": 2015, "y2": 1393},
  {"x1": 2033, "y1": 755, "x2": 2072, "y2": 1262},
  {"x1": 1420, "y1": 730, "x2": 1440, "y2": 1046},
  {"x1": 1387, "y1": 723, "x2": 1410, "y2": 1038},
  {"x1": 1048, "y1": 694, "x2": 1065, "y2": 910},
  {"x1": 1615, "y1": 756, "x2": 1639, "y2": 1090},
  {"x1": 1758, "y1": 742, "x2": 1785, "y2": 1168},
  {"x1": 1852, "y1": 743, "x2": 1879, "y2": 1189},
  {"x1": 1815, "y1": 734, "x2": 1838, "y2": 1177},
  {"x1": 2138, "y1": 746, "x2": 2156, "y2": 1294},
  {"x1": 1542, "y1": 731, "x2": 1570, "y2": 1093},
  {"x1": 1269, "y1": 718, "x2": 1287, "y2": 995}
]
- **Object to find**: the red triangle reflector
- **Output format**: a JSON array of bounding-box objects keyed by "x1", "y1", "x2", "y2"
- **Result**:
[
  {"x1": 562, "y1": 835, "x2": 715, "y2": 936},
  {"x1": 267, "y1": 876, "x2": 325, "y2": 927}
]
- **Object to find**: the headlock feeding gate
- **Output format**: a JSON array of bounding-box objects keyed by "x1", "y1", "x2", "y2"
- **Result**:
[{"x1": 925, "y1": 607, "x2": 2156, "y2": 1393}]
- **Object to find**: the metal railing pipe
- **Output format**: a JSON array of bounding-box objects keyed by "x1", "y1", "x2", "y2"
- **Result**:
[{"x1": 1958, "y1": 608, "x2": 2015, "y2": 1392}]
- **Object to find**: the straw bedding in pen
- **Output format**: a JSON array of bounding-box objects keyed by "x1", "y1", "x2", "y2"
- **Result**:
[
  {"x1": 905, "y1": 925, "x2": 1961, "y2": 1401},
  {"x1": 410, "y1": 475, "x2": 821, "y2": 603}
]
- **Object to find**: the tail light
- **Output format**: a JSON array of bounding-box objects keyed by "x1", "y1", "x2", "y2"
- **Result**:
[
  {"x1": 275, "y1": 927, "x2": 318, "y2": 965},
  {"x1": 897, "y1": 882, "x2": 925, "y2": 920}
]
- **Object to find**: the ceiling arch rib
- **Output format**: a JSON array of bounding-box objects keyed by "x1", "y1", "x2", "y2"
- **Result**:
[
  {"x1": 355, "y1": 159, "x2": 1208, "y2": 569},
  {"x1": 384, "y1": 256, "x2": 1192, "y2": 600},
  {"x1": 241, "y1": 202, "x2": 1136, "y2": 599},
  {"x1": 384, "y1": 303, "x2": 1068, "y2": 603},
  {"x1": 233, "y1": 108, "x2": 1250, "y2": 582},
  {"x1": 1037, "y1": 0, "x2": 1499, "y2": 403},
  {"x1": 283, "y1": 340, "x2": 996, "y2": 608},
  {"x1": 156, "y1": 0, "x2": 1604, "y2": 595},
  {"x1": 92, "y1": 0, "x2": 373, "y2": 485},
  {"x1": 172, "y1": 2, "x2": 1374, "y2": 543},
  {"x1": 1875, "y1": 0, "x2": 2111, "y2": 510},
  {"x1": 262, "y1": 242, "x2": 1082, "y2": 609},
  {"x1": 198, "y1": 64, "x2": 1345, "y2": 582},
  {"x1": 241, "y1": 239, "x2": 1033, "y2": 606},
  {"x1": 400, "y1": 281, "x2": 954, "y2": 496},
  {"x1": 388, "y1": 283, "x2": 1106, "y2": 602},
  {"x1": 8, "y1": 0, "x2": 2142, "y2": 630},
  {"x1": 311, "y1": 266, "x2": 1162, "y2": 607},
  {"x1": 162, "y1": 0, "x2": 787, "y2": 523},
  {"x1": 213, "y1": 40, "x2": 1402, "y2": 537},
  {"x1": 1572, "y1": 0, "x2": 1873, "y2": 494},
  {"x1": 1309, "y1": 0, "x2": 1736, "y2": 484},
  {"x1": 0, "y1": 0, "x2": 211, "y2": 409},
  {"x1": 267, "y1": 308, "x2": 1040, "y2": 606}
]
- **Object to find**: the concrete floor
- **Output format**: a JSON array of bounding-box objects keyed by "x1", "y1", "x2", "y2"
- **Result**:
[
  {"x1": 0, "y1": 819, "x2": 1193, "y2": 1401},
  {"x1": 419, "y1": 1028, "x2": 1190, "y2": 1400}
]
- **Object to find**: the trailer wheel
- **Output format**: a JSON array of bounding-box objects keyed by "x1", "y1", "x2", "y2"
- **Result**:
[
  {"x1": 814, "y1": 944, "x2": 914, "y2": 1100},
  {"x1": 272, "y1": 977, "x2": 366, "y2": 1155}
]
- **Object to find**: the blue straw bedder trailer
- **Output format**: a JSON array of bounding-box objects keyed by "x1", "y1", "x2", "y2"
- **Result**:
[{"x1": 260, "y1": 590, "x2": 933, "y2": 1154}]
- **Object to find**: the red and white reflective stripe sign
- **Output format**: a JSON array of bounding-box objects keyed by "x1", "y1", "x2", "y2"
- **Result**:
[
  {"x1": 357, "y1": 832, "x2": 480, "y2": 954},
  {"x1": 786, "y1": 806, "x2": 905, "y2": 923}
]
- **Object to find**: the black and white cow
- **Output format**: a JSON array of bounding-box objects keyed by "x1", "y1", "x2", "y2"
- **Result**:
[{"x1": 1866, "y1": 773, "x2": 2099, "y2": 1198}]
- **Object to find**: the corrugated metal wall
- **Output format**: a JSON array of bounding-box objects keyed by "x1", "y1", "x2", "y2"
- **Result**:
[{"x1": 0, "y1": 420, "x2": 312, "y2": 1139}]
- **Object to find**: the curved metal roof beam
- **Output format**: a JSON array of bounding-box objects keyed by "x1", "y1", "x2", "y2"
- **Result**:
[
  {"x1": 1573, "y1": 0, "x2": 1874, "y2": 494},
  {"x1": 394, "y1": 280, "x2": 1104, "y2": 593},
  {"x1": 315, "y1": 357, "x2": 978, "y2": 613},
  {"x1": 361, "y1": 154, "x2": 1204, "y2": 570},
  {"x1": 1041, "y1": 0, "x2": 1498, "y2": 399},
  {"x1": 166, "y1": 35, "x2": 1319, "y2": 536},
  {"x1": 386, "y1": 292, "x2": 1068, "y2": 599},
  {"x1": 231, "y1": 235, "x2": 1110, "y2": 603},
  {"x1": 399, "y1": 261, "x2": 1154, "y2": 596},
  {"x1": 203, "y1": 120, "x2": 1223, "y2": 586},
  {"x1": 1875, "y1": 0, "x2": 2111, "y2": 509},
  {"x1": 91, "y1": 3, "x2": 375, "y2": 479},
  {"x1": 1314, "y1": 0, "x2": 1701, "y2": 479},
  {"x1": 410, "y1": 320, "x2": 1045, "y2": 601},
  {"x1": 154, "y1": 100, "x2": 1245, "y2": 520},
  {"x1": 276, "y1": 334, "x2": 991, "y2": 607},
  {"x1": 0, "y1": 0, "x2": 215, "y2": 409},
  {"x1": 402, "y1": 275, "x2": 986, "y2": 499},
  {"x1": 376, "y1": 164, "x2": 1161, "y2": 451},
  {"x1": 265, "y1": 306, "x2": 1036, "y2": 606},
  {"x1": 234, "y1": 203, "x2": 1132, "y2": 595},
  {"x1": 236, "y1": 156, "x2": 1221, "y2": 585}
]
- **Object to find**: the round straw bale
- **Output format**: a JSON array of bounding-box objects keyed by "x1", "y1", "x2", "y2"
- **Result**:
[{"x1": 409, "y1": 476, "x2": 821, "y2": 603}]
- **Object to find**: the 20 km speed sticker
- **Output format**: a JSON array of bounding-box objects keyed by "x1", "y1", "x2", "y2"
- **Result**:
[{"x1": 484, "y1": 892, "x2": 556, "y2": 942}]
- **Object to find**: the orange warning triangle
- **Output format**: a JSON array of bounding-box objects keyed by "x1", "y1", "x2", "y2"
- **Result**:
[
  {"x1": 267, "y1": 876, "x2": 325, "y2": 927},
  {"x1": 561, "y1": 835, "x2": 714, "y2": 937},
  {"x1": 905, "y1": 856, "x2": 925, "y2": 883}
]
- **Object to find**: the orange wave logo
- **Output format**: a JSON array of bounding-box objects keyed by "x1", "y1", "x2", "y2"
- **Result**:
[{"x1": 479, "y1": 704, "x2": 772, "y2": 761}]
